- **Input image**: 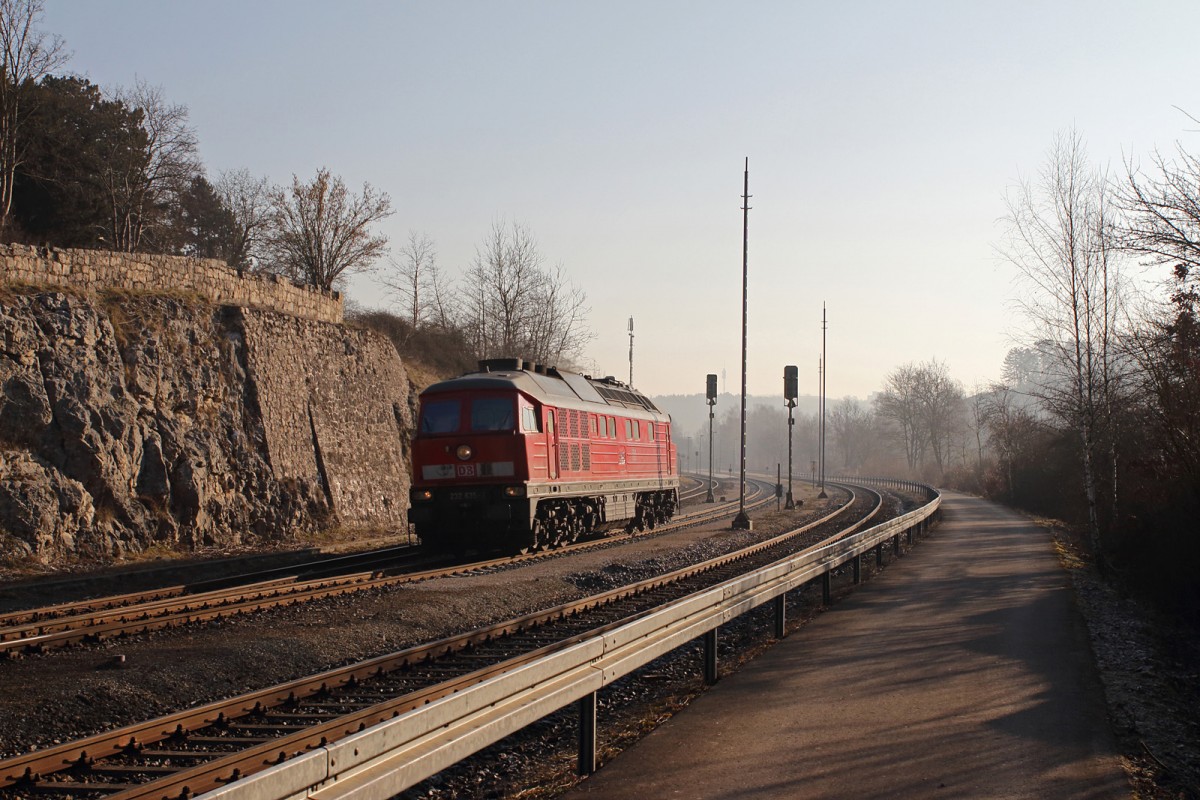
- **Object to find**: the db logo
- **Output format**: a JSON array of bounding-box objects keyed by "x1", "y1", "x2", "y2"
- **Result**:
[{"x1": 456, "y1": 464, "x2": 477, "y2": 477}]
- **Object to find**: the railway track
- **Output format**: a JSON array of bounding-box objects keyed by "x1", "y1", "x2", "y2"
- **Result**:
[
  {"x1": 0, "y1": 478, "x2": 776, "y2": 659},
  {"x1": 0, "y1": 482, "x2": 879, "y2": 800}
]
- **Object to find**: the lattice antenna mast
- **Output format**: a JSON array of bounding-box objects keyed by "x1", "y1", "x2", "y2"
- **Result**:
[{"x1": 732, "y1": 157, "x2": 753, "y2": 530}]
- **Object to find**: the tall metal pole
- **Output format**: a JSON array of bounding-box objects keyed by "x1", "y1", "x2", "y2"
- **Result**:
[
  {"x1": 733, "y1": 158, "x2": 752, "y2": 530},
  {"x1": 818, "y1": 303, "x2": 828, "y2": 498},
  {"x1": 627, "y1": 316, "x2": 634, "y2": 387}
]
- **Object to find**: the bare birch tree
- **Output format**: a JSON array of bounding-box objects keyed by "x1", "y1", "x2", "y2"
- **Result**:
[
  {"x1": 1000, "y1": 128, "x2": 1126, "y2": 558},
  {"x1": 263, "y1": 168, "x2": 392, "y2": 291},
  {"x1": 0, "y1": 0, "x2": 66, "y2": 236}
]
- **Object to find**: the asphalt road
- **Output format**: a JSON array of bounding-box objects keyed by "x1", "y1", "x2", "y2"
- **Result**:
[{"x1": 566, "y1": 491, "x2": 1128, "y2": 799}]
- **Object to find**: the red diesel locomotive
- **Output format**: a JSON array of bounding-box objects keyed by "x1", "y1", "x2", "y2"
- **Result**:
[{"x1": 408, "y1": 358, "x2": 679, "y2": 554}]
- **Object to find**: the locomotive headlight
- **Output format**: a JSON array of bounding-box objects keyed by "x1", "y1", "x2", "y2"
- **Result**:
[
  {"x1": 504, "y1": 486, "x2": 526, "y2": 497},
  {"x1": 410, "y1": 488, "x2": 433, "y2": 502},
  {"x1": 456, "y1": 444, "x2": 473, "y2": 461}
]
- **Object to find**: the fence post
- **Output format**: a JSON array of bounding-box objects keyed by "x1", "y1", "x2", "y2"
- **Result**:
[
  {"x1": 822, "y1": 571, "x2": 832, "y2": 605},
  {"x1": 578, "y1": 692, "x2": 597, "y2": 775},
  {"x1": 852, "y1": 554, "x2": 862, "y2": 584},
  {"x1": 704, "y1": 628, "x2": 719, "y2": 685},
  {"x1": 774, "y1": 593, "x2": 786, "y2": 639}
]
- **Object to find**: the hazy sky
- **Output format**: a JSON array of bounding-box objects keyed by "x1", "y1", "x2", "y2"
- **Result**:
[{"x1": 44, "y1": 1, "x2": 1200, "y2": 399}]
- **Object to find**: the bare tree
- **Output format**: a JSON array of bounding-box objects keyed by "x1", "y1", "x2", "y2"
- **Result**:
[
  {"x1": 0, "y1": 0, "x2": 67, "y2": 235},
  {"x1": 875, "y1": 363, "x2": 924, "y2": 472},
  {"x1": 828, "y1": 397, "x2": 872, "y2": 471},
  {"x1": 983, "y1": 383, "x2": 1038, "y2": 502},
  {"x1": 1120, "y1": 143, "x2": 1200, "y2": 284},
  {"x1": 426, "y1": 259, "x2": 457, "y2": 330},
  {"x1": 1120, "y1": 138, "x2": 1200, "y2": 495},
  {"x1": 875, "y1": 360, "x2": 964, "y2": 478},
  {"x1": 460, "y1": 221, "x2": 592, "y2": 365},
  {"x1": 214, "y1": 168, "x2": 270, "y2": 270},
  {"x1": 965, "y1": 385, "x2": 991, "y2": 481},
  {"x1": 916, "y1": 359, "x2": 965, "y2": 476},
  {"x1": 524, "y1": 263, "x2": 591, "y2": 366},
  {"x1": 264, "y1": 167, "x2": 392, "y2": 291},
  {"x1": 1000, "y1": 128, "x2": 1127, "y2": 557},
  {"x1": 383, "y1": 230, "x2": 438, "y2": 327},
  {"x1": 104, "y1": 80, "x2": 201, "y2": 252}
]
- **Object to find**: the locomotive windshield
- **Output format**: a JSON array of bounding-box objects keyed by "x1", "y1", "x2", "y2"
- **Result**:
[
  {"x1": 419, "y1": 399, "x2": 461, "y2": 434},
  {"x1": 470, "y1": 396, "x2": 515, "y2": 432}
]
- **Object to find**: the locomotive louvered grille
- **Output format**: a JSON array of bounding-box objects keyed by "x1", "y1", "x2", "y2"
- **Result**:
[
  {"x1": 571, "y1": 410, "x2": 581, "y2": 438},
  {"x1": 570, "y1": 443, "x2": 581, "y2": 471},
  {"x1": 559, "y1": 447, "x2": 569, "y2": 471},
  {"x1": 582, "y1": 443, "x2": 591, "y2": 470}
]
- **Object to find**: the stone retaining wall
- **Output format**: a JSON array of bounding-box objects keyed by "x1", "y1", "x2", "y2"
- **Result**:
[{"x1": 0, "y1": 244, "x2": 343, "y2": 324}]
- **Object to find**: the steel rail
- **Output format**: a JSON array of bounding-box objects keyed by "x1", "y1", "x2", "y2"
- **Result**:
[
  {"x1": 290, "y1": 484, "x2": 935, "y2": 800},
  {"x1": 0, "y1": 479, "x2": 778, "y2": 658},
  {"x1": 0, "y1": 484, "x2": 869, "y2": 800}
]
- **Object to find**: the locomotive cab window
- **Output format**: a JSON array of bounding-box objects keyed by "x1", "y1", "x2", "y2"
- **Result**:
[
  {"x1": 471, "y1": 397, "x2": 515, "y2": 431},
  {"x1": 420, "y1": 399, "x2": 461, "y2": 434},
  {"x1": 521, "y1": 404, "x2": 540, "y2": 432}
]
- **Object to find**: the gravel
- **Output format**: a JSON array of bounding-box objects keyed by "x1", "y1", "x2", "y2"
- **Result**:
[
  {"x1": 0, "y1": 488, "x2": 846, "y2": 758},
  {"x1": 7, "y1": 489, "x2": 1186, "y2": 800}
]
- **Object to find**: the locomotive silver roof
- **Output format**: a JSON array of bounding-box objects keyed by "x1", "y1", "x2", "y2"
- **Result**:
[{"x1": 421, "y1": 358, "x2": 664, "y2": 416}]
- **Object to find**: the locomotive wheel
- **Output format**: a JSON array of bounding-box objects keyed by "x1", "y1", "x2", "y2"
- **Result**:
[{"x1": 533, "y1": 519, "x2": 551, "y2": 551}]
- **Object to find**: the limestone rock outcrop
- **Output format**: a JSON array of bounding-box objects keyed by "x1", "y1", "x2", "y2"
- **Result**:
[{"x1": 0, "y1": 291, "x2": 413, "y2": 564}]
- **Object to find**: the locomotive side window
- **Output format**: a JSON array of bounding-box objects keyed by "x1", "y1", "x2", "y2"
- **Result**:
[
  {"x1": 649, "y1": 422, "x2": 656, "y2": 439},
  {"x1": 624, "y1": 419, "x2": 633, "y2": 439},
  {"x1": 420, "y1": 399, "x2": 461, "y2": 434},
  {"x1": 521, "y1": 404, "x2": 540, "y2": 432},
  {"x1": 471, "y1": 397, "x2": 514, "y2": 431}
]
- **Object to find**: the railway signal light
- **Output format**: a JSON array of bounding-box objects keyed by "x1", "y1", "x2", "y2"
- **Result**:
[
  {"x1": 784, "y1": 365, "x2": 797, "y2": 509},
  {"x1": 705, "y1": 373, "x2": 717, "y2": 503}
]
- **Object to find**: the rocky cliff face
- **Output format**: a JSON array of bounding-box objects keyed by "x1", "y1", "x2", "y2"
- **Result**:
[{"x1": 0, "y1": 290, "x2": 414, "y2": 565}]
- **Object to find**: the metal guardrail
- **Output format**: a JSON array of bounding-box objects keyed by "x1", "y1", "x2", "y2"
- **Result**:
[{"x1": 199, "y1": 481, "x2": 940, "y2": 800}]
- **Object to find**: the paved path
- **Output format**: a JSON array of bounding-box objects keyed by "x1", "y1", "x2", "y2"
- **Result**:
[{"x1": 566, "y1": 492, "x2": 1128, "y2": 799}]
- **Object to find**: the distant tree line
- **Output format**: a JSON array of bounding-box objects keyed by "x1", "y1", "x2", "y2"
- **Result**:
[
  {"x1": 0, "y1": 0, "x2": 592, "y2": 370},
  {"x1": 699, "y1": 125, "x2": 1200, "y2": 622},
  {"x1": 686, "y1": 124, "x2": 1200, "y2": 621}
]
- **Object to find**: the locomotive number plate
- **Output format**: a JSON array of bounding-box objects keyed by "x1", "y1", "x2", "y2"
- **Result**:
[{"x1": 448, "y1": 489, "x2": 483, "y2": 502}]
